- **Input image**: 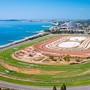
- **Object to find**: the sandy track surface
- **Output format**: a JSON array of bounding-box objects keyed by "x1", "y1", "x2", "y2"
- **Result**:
[
  {"x1": 0, "y1": 61, "x2": 65, "y2": 75},
  {"x1": 34, "y1": 36, "x2": 90, "y2": 57}
]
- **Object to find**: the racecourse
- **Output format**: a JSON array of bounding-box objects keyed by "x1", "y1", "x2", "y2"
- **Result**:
[{"x1": 0, "y1": 34, "x2": 90, "y2": 89}]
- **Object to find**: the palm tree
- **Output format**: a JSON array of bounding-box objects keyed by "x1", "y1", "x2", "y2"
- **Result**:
[
  {"x1": 60, "y1": 83, "x2": 66, "y2": 90},
  {"x1": 53, "y1": 86, "x2": 57, "y2": 90}
]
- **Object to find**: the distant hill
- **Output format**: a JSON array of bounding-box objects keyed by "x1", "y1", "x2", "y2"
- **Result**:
[{"x1": 76, "y1": 19, "x2": 90, "y2": 25}]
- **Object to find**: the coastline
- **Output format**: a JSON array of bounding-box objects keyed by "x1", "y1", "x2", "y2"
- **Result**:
[
  {"x1": 0, "y1": 31, "x2": 50, "y2": 50},
  {"x1": 0, "y1": 21, "x2": 54, "y2": 47}
]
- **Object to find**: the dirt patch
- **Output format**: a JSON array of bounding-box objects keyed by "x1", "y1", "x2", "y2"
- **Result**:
[{"x1": 0, "y1": 62, "x2": 65, "y2": 75}]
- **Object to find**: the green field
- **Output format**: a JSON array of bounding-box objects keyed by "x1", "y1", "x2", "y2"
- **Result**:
[{"x1": 0, "y1": 34, "x2": 90, "y2": 87}]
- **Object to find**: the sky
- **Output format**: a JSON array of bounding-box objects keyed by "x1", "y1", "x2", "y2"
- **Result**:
[{"x1": 0, "y1": 0, "x2": 90, "y2": 20}]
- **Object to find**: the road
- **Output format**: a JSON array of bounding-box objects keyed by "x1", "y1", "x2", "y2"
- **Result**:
[
  {"x1": 0, "y1": 34, "x2": 51, "y2": 51},
  {"x1": 0, "y1": 81, "x2": 90, "y2": 90}
]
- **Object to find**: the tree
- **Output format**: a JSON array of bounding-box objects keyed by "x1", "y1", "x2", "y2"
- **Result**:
[
  {"x1": 53, "y1": 86, "x2": 57, "y2": 90},
  {"x1": 60, "y1": 83, "x2": 66, "y2": 90},
  {"x1": 49, "y1": 56, "x2": 54, "y2": 61},
  {"x1": 64, "y1": 55, "x2": 70, "y2": 62}
]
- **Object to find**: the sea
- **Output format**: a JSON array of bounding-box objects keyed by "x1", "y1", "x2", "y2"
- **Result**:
[{"x1": 0, "y1": 21, "x2": 53, "y2": 46}]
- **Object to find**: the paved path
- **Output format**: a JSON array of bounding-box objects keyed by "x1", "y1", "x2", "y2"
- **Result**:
[{"x1": 0, "y1": 81, "x2": 90, "y2": 90}]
